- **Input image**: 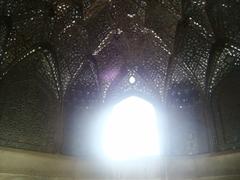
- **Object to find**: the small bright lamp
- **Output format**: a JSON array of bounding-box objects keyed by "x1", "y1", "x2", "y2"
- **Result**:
[
  {"x1": 101, "y1": 96, "x2": 160, "y2": 160},
  {"x1": 129, "y1": 76, "x2": 136, "y2": 84}
]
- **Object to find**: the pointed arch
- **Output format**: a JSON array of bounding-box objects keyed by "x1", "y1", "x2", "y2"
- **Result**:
[
  {"x1": 1, "y1": 42, "x2": 61, "y2": 98},
  {"x1": 62, "y1": 59, "x2": 99, "y2": 155},
  {"x1": 0, "y1": 46, "x2": 59, "y2": 152}
]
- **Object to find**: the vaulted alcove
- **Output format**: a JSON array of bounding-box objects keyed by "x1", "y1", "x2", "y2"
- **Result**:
[{"x1": 0, "y1": 51, "x2": 58, "y2": 152}]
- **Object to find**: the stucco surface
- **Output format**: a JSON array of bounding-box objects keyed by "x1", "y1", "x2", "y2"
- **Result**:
[{"x1": 0, "y1": 148, "x2": 240, "y2": 180}]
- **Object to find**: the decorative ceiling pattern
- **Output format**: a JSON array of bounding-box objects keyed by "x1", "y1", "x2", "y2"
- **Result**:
[
  {"x1": 1, "y1": 0, "x2": 239, "y2": 102},
  {"x1": 0, "y1": 0, "x2": 240, "y2": 155}
]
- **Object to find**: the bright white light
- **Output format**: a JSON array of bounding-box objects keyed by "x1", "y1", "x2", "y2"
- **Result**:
[
  {"x1": 129, "y1": 76, "x2": 136, "y2": 84},
  {"x1": 101, "y1": 96, "x2": 160, "y2": 161}
]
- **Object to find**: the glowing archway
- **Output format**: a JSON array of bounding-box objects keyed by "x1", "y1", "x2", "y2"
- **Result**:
[{"x1": 101, "y1": 96, "x2": 160, "y2": 160}]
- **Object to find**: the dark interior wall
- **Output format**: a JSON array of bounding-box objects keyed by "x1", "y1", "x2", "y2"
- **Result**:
[
  {"x1": 166, "y1": 80, "x2": 209, "y2": 155},
  {"x1": 0, "y1": 58, "x2": 58, "y2": 153},
  {"x1": 212, "y1": 71, "x2": 240, "y2": 151},
  {"x1": 167, "y1": 95, "x2": 209, "y2": 155}
]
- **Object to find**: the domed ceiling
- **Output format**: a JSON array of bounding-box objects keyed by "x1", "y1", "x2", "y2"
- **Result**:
[{"x1": 0, "y1": 0, "x2": 240, "y2": 156}]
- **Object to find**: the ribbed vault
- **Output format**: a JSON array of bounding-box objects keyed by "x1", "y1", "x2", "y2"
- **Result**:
[{"x1": 0, "y1": 0, "x2": 239, "y2": 156}]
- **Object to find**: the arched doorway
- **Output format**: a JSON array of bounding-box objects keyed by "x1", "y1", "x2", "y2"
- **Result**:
[{"x1": 100, "y1": 96, "x2": 160, "y2": 160}]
